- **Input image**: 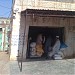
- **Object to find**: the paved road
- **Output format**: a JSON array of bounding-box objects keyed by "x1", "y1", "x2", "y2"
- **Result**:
[{"x1": 0, "y1": 52, "x2": 75, "y2": 75}]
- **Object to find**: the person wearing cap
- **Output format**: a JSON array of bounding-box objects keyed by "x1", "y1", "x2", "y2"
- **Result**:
[{"x1": 48, "y1": 36, "x2": 61, "y2": 58}]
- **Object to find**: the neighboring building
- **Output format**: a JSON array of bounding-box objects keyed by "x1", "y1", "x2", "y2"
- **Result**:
[
  {"x1": 11, "y1": 0, "x2": 75, "y2": 60},
  {"x1": 0, "y1": 17, "x2": 10, "y2": 52}
]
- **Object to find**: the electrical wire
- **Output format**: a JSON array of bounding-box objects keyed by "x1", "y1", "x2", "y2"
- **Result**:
[
  {"x1": 0, "y1": 0, "x2": 13, "y2": 18},
  {"x1": 0, "y1": 4, "x2": 11, "y2": 9}
]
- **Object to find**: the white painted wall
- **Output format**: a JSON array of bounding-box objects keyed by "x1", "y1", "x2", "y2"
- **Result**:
[{"x1": 10, "y1": 12, "x2": 21, "y2": 60}]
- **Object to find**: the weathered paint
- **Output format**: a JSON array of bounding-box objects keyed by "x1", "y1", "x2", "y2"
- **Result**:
[
  {"x1": 18, "y1": 15, "x2": 75, "y2": 59},
  {"x1": 11, "y1": 0, "x2": 75, "y2": 60},
  {"x1": 0, "y1": 18, "x2": 10, "y2": 52}
]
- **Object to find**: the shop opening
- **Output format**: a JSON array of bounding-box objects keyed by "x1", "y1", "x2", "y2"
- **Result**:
[{"x1": 27, "y1": 26, "x2": 65, "y2": 60}]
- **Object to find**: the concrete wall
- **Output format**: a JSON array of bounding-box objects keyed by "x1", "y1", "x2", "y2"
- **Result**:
[
  {"x1": 10, "y1": 13, "x2": 21, "y2": 60},
  {"x1": 13, "y1": 0, "x2": 75, "y2": 12},
  {"x1": 18, "y1": 15, "x2": 75, "y2": 59},
  {"x1": 21, "y1": 0, "x2": 75, "y2": 11}
]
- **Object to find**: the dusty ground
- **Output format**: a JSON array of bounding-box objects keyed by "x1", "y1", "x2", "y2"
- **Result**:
[
  {"x1": 10, "y1": 59, "x2": 75, "y2": 75},
  {"x1": 0, "y1": 52, "x2": 75, "y2": 75},
  {"x1": 0, "y1": 52, "x2": 10, "y2": 75}
]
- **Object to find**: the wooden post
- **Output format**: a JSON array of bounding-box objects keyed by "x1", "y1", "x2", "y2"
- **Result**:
[{"x1": 20, "y1": 10, "x2": 27, "y2": 72}]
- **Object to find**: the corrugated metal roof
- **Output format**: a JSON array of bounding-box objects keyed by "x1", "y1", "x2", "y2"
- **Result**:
[{"x1": 21, "y1": 9, "x2": 75, "y2": 18}]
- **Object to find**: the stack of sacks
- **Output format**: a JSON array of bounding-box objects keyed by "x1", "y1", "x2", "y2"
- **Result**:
[
  {"x1": 36, "y1": 44, "x2": 44, "y2": 57},
  {"x1": 54, "y1": 41, "x2": 68, "y2": 60},
  {"x1": 30, "y1": 42, "x2": 36, "y2": 56},
  {"x1": 54, "y1": 51, "x2": 64, "y2": 60}
]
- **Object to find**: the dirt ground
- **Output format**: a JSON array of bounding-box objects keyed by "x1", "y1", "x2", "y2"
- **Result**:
[{"x1": 0, "y1": 52, "x2": 10, "y2": 75}]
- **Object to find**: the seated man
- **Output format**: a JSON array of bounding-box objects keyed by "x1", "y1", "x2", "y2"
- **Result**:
[{"x1": 48, "y1": 36, "x2": 61, "y2": 58}]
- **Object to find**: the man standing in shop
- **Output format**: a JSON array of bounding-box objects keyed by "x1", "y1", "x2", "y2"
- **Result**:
[{"x1": 48, "y1": 36, "x2": 61, "y2": 59}]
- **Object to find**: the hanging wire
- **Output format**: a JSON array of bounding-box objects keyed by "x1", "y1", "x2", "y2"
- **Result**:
[
  {"x1": 0, "y1": 0, "x2": 13, "y2": 17},
  {"x1": 0, "y1": 4, "x2": 11, "y2": 9}
]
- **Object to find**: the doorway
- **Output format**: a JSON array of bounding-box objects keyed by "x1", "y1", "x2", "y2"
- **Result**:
[{"x1": 27, "y1": 26, "x2": 65, "y2": 59}]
